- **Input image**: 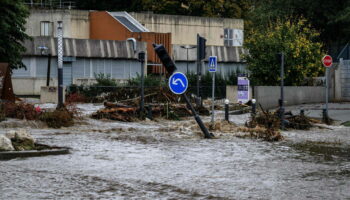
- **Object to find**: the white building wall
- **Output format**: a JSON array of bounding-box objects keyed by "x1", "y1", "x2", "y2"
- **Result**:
[
  {"x1": 25, "y1": 9, "x2": 90, "y2": 39},
  {"x1": 130, "y1": 12, "x2": 244, "y2": 46}
]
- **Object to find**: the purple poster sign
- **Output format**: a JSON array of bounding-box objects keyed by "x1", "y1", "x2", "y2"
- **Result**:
[{"x1": 237, "y1": 77, "x2": 249, "y2": 103}]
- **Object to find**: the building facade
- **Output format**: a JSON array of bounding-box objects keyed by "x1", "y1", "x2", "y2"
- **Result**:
[
  {"x1": 130, "y1": 12, "x2": 244, "y2": 46},
  {"x1": 25, "y1": 9, "x2": 90, "y2": 39},
  {"x1": 15, "y1": 9, "x2": 247, "y2": 95}
]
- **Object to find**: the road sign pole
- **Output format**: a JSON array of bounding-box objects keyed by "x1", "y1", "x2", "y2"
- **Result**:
[
  {"x1": 325, "y1": 67, "x2": 329, "y2": 116},
  {"x1": 279, "y1": 52, "x2": 285, "y2": 130},
  {"x1": 321, "y1": 55, "x2": 332, "y2": 122},
  {"x1": 211, "y1": 72, "x2": 215, "y2": 125}
]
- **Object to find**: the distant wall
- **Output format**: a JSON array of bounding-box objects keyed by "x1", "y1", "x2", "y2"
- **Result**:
[
  {"x1": 227, "y1": 86, "x2": 327, "y2": 109},
  {"x1": 12, "y1": 78, "x2": 58, "y2": 96},
  {"x1": 131, "y1": 12, "x2": 244, "y2": 46},
  {"x1": 25, "y1": 9, "x2": 90, "y2": 39}
]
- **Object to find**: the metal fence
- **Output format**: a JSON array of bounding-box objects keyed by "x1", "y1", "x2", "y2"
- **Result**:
[
  {"x1": 67, "y1": 85, "x2": 227, "y2": 103},
  {"x1": 24, "y1": 0, "x2": 76, "y2": 9},
  {"x1": 341, "y1": 60, "x2": 350, "y2": 98}
]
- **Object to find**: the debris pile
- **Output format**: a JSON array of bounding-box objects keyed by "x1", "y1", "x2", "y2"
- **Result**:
[
  {"x1": 39, "y1": 108, "x2": 75, "y2": 128},
  {"x1": 247, "y1": 105, "x2": 320, "y2": 131},
  {"x1": 206, "y1": 120, "x2": 237, "y2": 132},
  {"x1": 0, "y1": 102, "x2": 78, "y2": 128},
  {"x1": 91, "y1": 87, "x2": 210, "y2": 122},
  {"x1": 91, "y1": 102, "x2": 138, "y2": 122},
  {"x1": 91, "y1": 101, "x2": 200, "y2": 122},
  {"x1": 1, "y1": 102, "x2": 39, "y2": 120},
  {"x1": 237, "y1": 126, "x2": 283, "y2": 142}
]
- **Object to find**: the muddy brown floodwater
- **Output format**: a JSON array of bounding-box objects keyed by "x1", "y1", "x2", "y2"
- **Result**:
[{"x1": 1, "y1": 112, "x2": 350, "y2": 199}]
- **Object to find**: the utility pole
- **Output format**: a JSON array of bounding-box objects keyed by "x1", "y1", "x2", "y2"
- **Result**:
[{"x1": 277, "y1": 52, "x2": 285, "y2": 129}]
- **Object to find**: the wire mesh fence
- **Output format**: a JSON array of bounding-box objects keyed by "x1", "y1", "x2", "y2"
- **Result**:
[{"x1": 67, "y1": 85, "x2": 227, "y2": 103}]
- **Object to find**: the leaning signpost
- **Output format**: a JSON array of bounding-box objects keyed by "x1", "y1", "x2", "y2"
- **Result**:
[
  {"x1": 153, "y1": 43, "x2": 213, "y2": 139},
  {"x1": 322, "y1": 55, "x2": 332, "y2": 122},
  {"x1": 208, "y1": 56, "x2": 217, "y2": 125},
  {"x1": 168, "y1": 72, "x2": 188, "y2": 95}
]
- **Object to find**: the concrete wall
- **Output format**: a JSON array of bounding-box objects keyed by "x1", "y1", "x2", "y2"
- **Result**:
[
  {"x1": 226, "y1": 86, "x2": 327, "y2": 109},
  {"x1": 335, "y1": 59, "x2": 350, "y2": 101},
  {"x1": 40, "y1": 86, "x2": 66, "y2": 104},
  {"x1": 130, "y1": 12, "x2": 244, "y2": 46},
  {"x1": 12, "y1": 77, "x2": 58, "y2": 96},
  {"x1": 25, "y1": 9, "x2": 90, "y2": 39}
]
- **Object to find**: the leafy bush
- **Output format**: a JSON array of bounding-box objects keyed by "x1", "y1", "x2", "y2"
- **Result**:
[
  {"x1": 68, "y1": 73, "x2": 118, "y2": 100},
  {"x1": 127, "y1": 74, "x2": 165, "y2": 87},
  {"x1": 94, "y1": 73, "x2": 117, "y2": 87},
  {"x1": 66, "y1": 93, "x2": 87, "y2": 103},
  {"x1": 186, "y1": 70, "x2": 242, "y2": 99}
]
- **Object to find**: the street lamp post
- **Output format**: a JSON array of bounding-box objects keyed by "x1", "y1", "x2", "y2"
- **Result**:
[
  {"x1": 180, "y1": 45, "x2": 196, "y2": 74},
  {"x1": 57, "y1": 21, "x2": 64, "y2": 109},
  {"x1": 38, "y1": 46, "x2": 51, "y2": 86}
]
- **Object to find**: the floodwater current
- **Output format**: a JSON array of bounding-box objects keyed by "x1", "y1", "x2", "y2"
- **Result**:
[{"x1": 1, "y1": 114, "x2": 350, "y2": 199}]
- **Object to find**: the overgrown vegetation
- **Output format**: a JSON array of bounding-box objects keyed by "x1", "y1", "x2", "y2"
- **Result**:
[
  {"x1": 127, "y1": 74, "x2": 165, "y2": 87},
  {"x1": 244, "y1": 18, "x2": 325, "y2": 86}
]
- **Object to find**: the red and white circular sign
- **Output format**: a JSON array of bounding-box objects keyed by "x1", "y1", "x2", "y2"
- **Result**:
[{"x1": 322, "y1": 55, "x2": 333, "y2": 67}]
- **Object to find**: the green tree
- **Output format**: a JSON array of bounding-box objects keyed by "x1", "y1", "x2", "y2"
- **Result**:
[
  {"x1": 0, "y1": 0, "x2": 30, "y2": 70},
  {"x1": 250, "y1": 0, "x2": 350, "y2": 51},
  {"x1": 244, "y1": 18, "x2": 325, "y2": 86}
]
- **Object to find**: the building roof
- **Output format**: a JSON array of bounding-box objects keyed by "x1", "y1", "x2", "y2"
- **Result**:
[
  {"x1": 108, "y1": 12, "x2": 149, "y2": 33},
  {"x1": 22, "y1": 37, "x2": 147, "y2": 59}
]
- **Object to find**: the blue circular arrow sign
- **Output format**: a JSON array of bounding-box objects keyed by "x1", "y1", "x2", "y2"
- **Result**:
[{"x1": 168, "y1": 72, "x2": 188, "y2": 95}]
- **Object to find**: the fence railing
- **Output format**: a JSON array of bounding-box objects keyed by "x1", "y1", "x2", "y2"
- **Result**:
[
  {"x1": 67, "y1": 85, "x2": 227, "y2": 103},
  {"x1": 24, "y1": 0, "x2": 76, "y2": 9}
]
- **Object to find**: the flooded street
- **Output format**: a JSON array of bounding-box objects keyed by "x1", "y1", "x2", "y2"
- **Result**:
[{"x1": 1, "y1": 106, "x2": 350, "y2": 199}]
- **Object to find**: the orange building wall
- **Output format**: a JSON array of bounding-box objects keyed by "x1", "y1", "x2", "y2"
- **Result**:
[
  {"x1": 89, "y1": 11, "x2": 172, "y2": 74},
  {"x1": 90, "y1": 11, "x2": 130, "y2": 41}
]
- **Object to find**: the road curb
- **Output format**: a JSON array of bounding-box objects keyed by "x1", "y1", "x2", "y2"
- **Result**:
[{"x1": 0, "y1": 148, "x2": 70, "y2": 160}]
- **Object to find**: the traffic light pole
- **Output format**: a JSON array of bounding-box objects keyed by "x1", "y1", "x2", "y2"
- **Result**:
[
  {"x1": 196, "y1": 34, "x2": 206, "y2": 107},
  {"x1": 182, "y1": 93, "x2": 213, "y2": 138},
  {"x1": 153, "y1": 43, "x2": 213, "y2": 139}
]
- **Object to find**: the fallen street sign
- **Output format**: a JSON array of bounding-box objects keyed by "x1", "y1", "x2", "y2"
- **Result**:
[{"x1": 169, "y1": 72, "x2": 188, "y2": 94}]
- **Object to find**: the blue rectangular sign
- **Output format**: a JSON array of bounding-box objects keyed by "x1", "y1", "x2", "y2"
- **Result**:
[{"x1": 208, "y1": 56, "x2": 217, "y2": 72}]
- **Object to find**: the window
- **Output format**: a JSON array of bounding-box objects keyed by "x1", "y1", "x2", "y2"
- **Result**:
[
  {"x1": 40, "y1": 21, "x2": 52, "y2": 36},
  {"x1": 224, "y1": 28, "x2": 243, "y2": 47}
]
